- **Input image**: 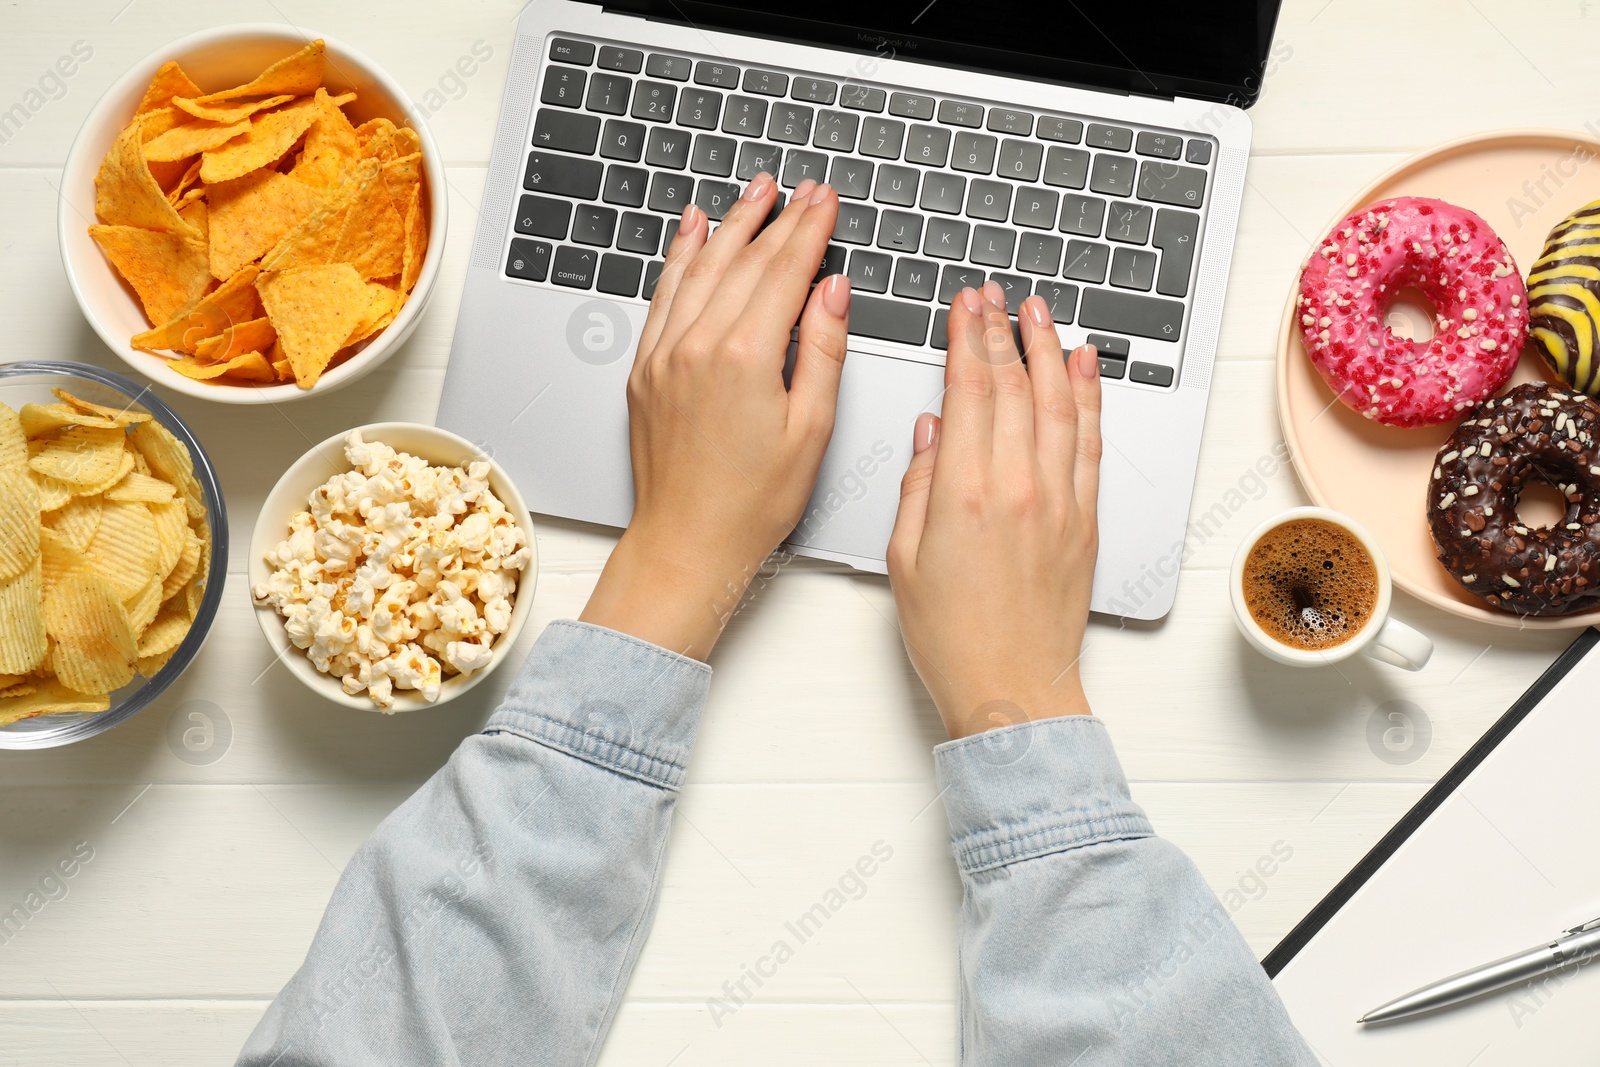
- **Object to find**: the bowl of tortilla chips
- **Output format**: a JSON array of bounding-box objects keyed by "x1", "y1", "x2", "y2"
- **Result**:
[{"x1": 59, "y1": 27, "x2": 446, "y2": 402}]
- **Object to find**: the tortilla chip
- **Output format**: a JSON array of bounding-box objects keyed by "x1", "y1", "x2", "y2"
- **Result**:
[
  {"x1": 142, "y1": 117, "x2": 252, "y2": 163},
  {"x1": 177, "y1": 197, "x2": 207, "y2": 244},
  {"x1": 401, "y1": 185, "x2": 427, "y2": 293},
  {"x1": 193, "y1": 317, "x2": 276, "y2": 364},
  {"x1": 93, "y1": 119, "x2": 198, "y2": 236},
  {"x1": 165, "y1": 159, "x2": 204, "y2": 206},
  {"x1": 291, "y1": 89, "x2": 363, "y2": 191},
  {"x1": 170, "y1": 351, "x2": 277, "y2": 382},
  {"x1": 256, "y1": 263, "x2": 368, "y2": 387},
  {"x1": 137, "y1": 107, "x2": 187, "y2": 145},
  {"x1": 330, "y1": 173, "x2": 406, "y2": 280},
  {"x1": 132, "y1": 264, "x2": 262, "y2": 354},
  {"x1": 206, "y1": 168, "x2": 322, "y2": 280},
  {"x1": 136, "y1": 61, "x2": 203, "y2": 116},
  {"x1": 342, "y1": 281, "x2": 402, "y2": 348},
  {"x1": 260, "y1": 157, "x2": 376, "y2": 271},
  {"x1": 89, "y1": 224, "x2": 210, "y2": 327},
  {"x1": 171, "y1": 93, "x2": 294, "y2": 124},
  {"x1": 199, "y1": 96, "x2": 323, "y2": 185},
  {"x1": 194, "y1": 40, "x2": 327, "y2": 104},
  {"x1": 355, "y1": 118, "x2": 395, "y2": 152}
]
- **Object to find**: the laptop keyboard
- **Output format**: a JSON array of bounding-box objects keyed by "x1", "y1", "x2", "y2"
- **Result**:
[{"x1": 503, "y1": 35, "x2": 1217, "y2": 389}]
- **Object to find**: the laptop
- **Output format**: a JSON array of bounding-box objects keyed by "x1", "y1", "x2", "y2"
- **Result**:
[{"x1": 439, "y1": 0, "x2": 1283, "y2": 620}]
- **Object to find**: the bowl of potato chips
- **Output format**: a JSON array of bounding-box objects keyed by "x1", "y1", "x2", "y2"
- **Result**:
[
  {"x1": 59, "y1": 26, "x2": 446, "y2": 402},
  {"x1": 0, "y1": 362, "x2": 226, "y2": 749}
]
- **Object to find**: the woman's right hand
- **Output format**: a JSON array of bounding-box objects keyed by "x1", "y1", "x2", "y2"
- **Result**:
[{"x1": 886, "y1": 281, "x2": 1103, "y2": 740}]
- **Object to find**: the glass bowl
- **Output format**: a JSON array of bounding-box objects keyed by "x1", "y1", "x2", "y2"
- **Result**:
[{"x1": 0, "y1": 361, "x2": 228, "y2": 749}]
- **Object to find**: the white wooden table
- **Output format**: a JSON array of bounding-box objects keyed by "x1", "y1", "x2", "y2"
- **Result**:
[{"x1": 2, "y1": 1, "x2": 1594, "y2": 1061}]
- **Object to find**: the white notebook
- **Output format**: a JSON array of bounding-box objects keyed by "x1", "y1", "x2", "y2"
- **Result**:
[{"x1": 1269, "y1": 628, "x2": 1600, "y2": 1065}]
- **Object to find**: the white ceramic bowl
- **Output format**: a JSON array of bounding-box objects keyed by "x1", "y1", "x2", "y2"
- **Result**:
[
  {"x1": 58, "y1": 25, "x2": 448, "y2": 404},
  {"x1": 248, "y1": 423, "x2": 538, "y2": 711}
]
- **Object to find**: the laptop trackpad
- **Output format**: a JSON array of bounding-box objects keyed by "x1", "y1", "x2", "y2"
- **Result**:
[{"x1": 785, "y1": 351, "x2": 944, "y2": 564}]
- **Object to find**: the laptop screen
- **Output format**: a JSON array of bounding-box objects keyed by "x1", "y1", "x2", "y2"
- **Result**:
[{"x1": 609, "y1": 0, "x2": 1285, "y2": 107}]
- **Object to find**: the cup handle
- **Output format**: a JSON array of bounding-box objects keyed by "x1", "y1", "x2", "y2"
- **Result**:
[{"x1": 1362, "y1": 617, "x2": 1433, "y2": 671}]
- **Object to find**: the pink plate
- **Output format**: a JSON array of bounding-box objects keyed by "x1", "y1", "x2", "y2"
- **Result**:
[{"x1": 1276, "y1": 129, "x2": 1600, "y2": 630}]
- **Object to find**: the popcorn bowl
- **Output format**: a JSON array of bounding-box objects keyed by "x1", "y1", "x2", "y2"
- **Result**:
[{"x1": 248, "y1": 422, "x2": 537, "y2": 712}]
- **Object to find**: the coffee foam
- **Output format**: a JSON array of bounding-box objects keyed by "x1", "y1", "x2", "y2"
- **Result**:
[{"x1": 1242, "y1": 519, "x2": 1378, "y2": 651}]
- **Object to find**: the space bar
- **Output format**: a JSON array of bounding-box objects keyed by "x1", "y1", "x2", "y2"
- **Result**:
[
  {"x1": 1079, "y1": 288, "x2": 1185, "y2": 341},
  {"x1": 847, "y1": 295, "x2": 931, "y2": 345}
]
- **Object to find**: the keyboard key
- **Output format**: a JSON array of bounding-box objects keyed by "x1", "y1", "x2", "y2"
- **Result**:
[
  {"x1": 931, "y1": 307, "x2": 951, "y2": 350},
  {"x1": 876, "y1": 211, "x2": 923, "y2": 252},
  {"x1": 721, "y1": 95, "x2": 768, "y2": 136},
  {"x1": 923, "y1": 217, "x2": 970, "y2": 260},
  {"x1": 1136, "y1": 131, "x2": 1183, "y2": 159},
  {"x1": 1086, "y1": 333, "x2": 1130, "y2": 358},
  {"x1": 1152, "y1": 208, "x2": 1200, "y2": 297},
  {"x1": 743, "y1": 68, "x2": 788, "y2": 96},
  {"x1": 893, "y1": 257, "x2": 938, "y2": 300},
  {"x1": 1098, "y1": 354, "x2": 1127, "y2": 379},
  {"x1": 515, "y1": 194, "x2": 571, "y2": 239},
  {"x1": 763, "y1": 190, "x2": 787, "y2": 228},
  {"x1": 1185, "y1": 138, "x2": 1213, "y2": 166},
  {"x1": 1016, "y1": 233, "x2": 1063, "y2": 275},
  {"x1": 964, "y1": 179, "x2": 1010, "y2": 222},
  {"x1": 1034, "y1": 280, "x2": 1077, "y2": 323},
  {"x1": 767, "y1": 103, "x2": 815, "y2": 144},
  {"x1": 597, "y1": 252, "x2": 644, "y2": 296},
  {"x1": 532, "y1": 108, "x2": 600, "y2": 153},
  {"x1": 998, "y1": 139, "x2": 1043, "y2": 182},
  {"x1": 937, "y1": 264, "x2": 985, "y2": 303},
  {"x1": 987, "y1": 108, "x2": 1033, "y2": 135},
  {"x1": 1130, "y1": 361, "x2": 1175, "y2": 387},
  {"x1": 585, "y1": 72, "x2": 632, "y2": 115},
  {"x1": 690, "y1": 134, "x2": 737, "y2": 177},
  {"x1": 695, "y1": 61, "x2": 740, "y2": 88},
  {"x1": 736, "y1": 141, "x2": 783, "y2": 181},
  {"x1": 1043, "y1": 145, "x2": 1090, "y2": 189},
  {"x1": 1137, "y1": 161, "x2": 1207, "y2": 207},
  {"x1": 781, "y1": 149, "x2": 828, "y2": 187},
  {"x1": 645, "y1": 126, "x2": 690, "y2": 169},
  {"x1": 695, "y1": 180, "x2": 740, "y2": 220},
  {"x1": 920, "y1": 172, "x2": 966, "y2": 214},
  {"x1": 859, "y1": 118, "x2": 906, "y2": 159},
  {"x1": 828, "y1": 157, "x2": 874, "y2": 200},
  {"x1": 905, "y1": 125, "x2": 951, "y2": 166},
  {"x1": 1038, "y1": 116, "x2": 1084, "y2": 143},
  {"x1": 1059, "y1": 193, "x2": 1105, "y2": 237},
  {"x1": 598, "y1": 46, "x2": 644, "y2": 74},
  {"x1": 550, "y1": 39, "x2": 594, "y2": 65},
  {"x1": 937, "y1": 99, "x2": 984, "y2": 128},
  {"x1": 1079, "y1": 288, "x2": 1184, "y2": 341},
  {"x1": 617, "y1": 211, "x2": 663, "y2": 254},
  {"x1": 647, "y1": 171, "x2": 695, "y2": 212},
  {"x1": 834, "y1": 204, "x2": 878, "y2": 244},
  {"x1": 1086, "y1": 123, "x2": 1132, "y2": 151},
  {"x1": 847, "y1": 249, "x2": 893, "y2": 293},
  {"x1": 874, "y1": 164, "x2": 919, "y2": 207},
  {"x1": 1106, "y1": 201, "x2": 1153, "y2": 243},
  {"x1": 662, "y1": 218, "x2": 680, "y2": 249},
  {"x1": 602, "y1": 165, "x2": 649, "y2": 207},
  {"x1": 815, "y1": 243, "x2": 847, "y2": 282},
  {"x1": 991, "y1": 273, "x2": 1030, "y2": 313},
  {"x1": 524, "y1": 152, "x2": 604, "y2": 199},
  {"x1": 600, "y1": 119, "x2": 645, "y2": 161},
  {"x1": 813, "y1": 110, "x2": 860, "y2": 151},
  {"x1": 1011, "y1": 187, "x2": 1058, "y2": 229},
  {"x1": 677, "y1": 88, "x2": 722, "y2": 129},
  {"x1": 848, "y1": 294, "x2": 930, "y2": 344},
  {"x1": 572, "y1": 204, "x2": 618, "y2": 247},
  {"x1": 542, "y1": 66, "x2": 586, "y2": 108},
  {"x1": 646, "y1": 53, "x2": 691, "y2": 81},
  {"x1": 792, "y1": 77, "x2": 838, "y2": 104},
  {"x1": 1062, "y1": 240, "x2": 1108, "y2": 283},
  {"x1": 506, "y1": 237, "x2": 552, "y2": 281},
  {"x1": 631, "y1": 81, "x2": 676, "y2": 120},
  {"x1": 551, "y1": 244, "x2": 598, "y2": 288},
  {"x1": 971, "y1": 225, "x2": 1016, "y2": 268},
  {"x1": 643, "y1": 260, "x2": 665, "y2": 298},
  {"x1": 841, "y1": 84, "x2": 887, "y2": 112},
  {"x1": 951, "y1": 131, "x2": 997, "y2": 174},
  {"x1": 889, "y1": 92, "x2": 935, "y2": 120},
  {"x1": 1089, "y1": 155, "x2": 1136, "y2": 197},
  {"x1": 1110, "y1": 247, "x2": 1156, "y2": 290}
]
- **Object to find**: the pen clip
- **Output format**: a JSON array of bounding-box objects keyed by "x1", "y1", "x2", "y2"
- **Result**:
[{"x1": 1564, "y1": 916, "x2": 1600, "y2": 935}]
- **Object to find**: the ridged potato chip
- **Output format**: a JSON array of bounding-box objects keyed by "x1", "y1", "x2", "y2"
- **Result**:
[
  {"x1": 125, "y1": 578, "x2": 162, "y2": 637},
  {"x1": 28, "y1": 426, "x2": 127, "y2": 487},
  {"x1": 0, "y1": 560, "x2": 48, "y2": 674},
  {"x1": 51, "y1": 389, "x2": 151, "y2": 426},
  {"x1": 31, "y1": 471, "x2": 73, "y2": 511},
  {"x1": 0, "y1": 403, "x2": 25, "y2": 468},
  {"x1": 129, "y1": 421, "x2": 198, "y2": 497},
  {"x1": 85, "y1": 499, "x2": 159, "y2": 599},
  {"x1": 105, "y1": 472, "x2": 177, "y2": 503},
  {"x1": 161, "y1": 534, "x2": 202, "y2": 600},
  {"x1": 137, "y1": 603, "x2": 190, "y2": 659},
  {"x1": 20, "y1": 403, "x2": 121, "y2": 437},
  {"x1": 39, "y1": 528, "x2": 92, "y2": 592},
  {"x1": 0, "y1": 678, "x2": 109, "y2": 727},
  {"x1": 72, "y1": 450, "x2": 134, "y2": 498},
  {"x1": 42, "y1": 493, "x2": 101, "y2": 551},
  {"x1": 135, "y1": 647, "x2": 176, "y2": 680},
  {"x1": 0, "y1": 467, "x2": 40, "y2": 581},
  {"x1": 149, "y1": 498, "x2": 188, "y2": 579},
  {"x1": 44, "y1": 573, "x2": 137, "y2": 695}
]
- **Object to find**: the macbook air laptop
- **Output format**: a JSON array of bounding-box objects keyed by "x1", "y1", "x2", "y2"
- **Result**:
[{"x1": 439, "y1": 0, "x2": 1283, "y2": 619}]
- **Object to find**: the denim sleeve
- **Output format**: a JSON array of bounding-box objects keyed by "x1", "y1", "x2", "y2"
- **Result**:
[
  {"x1": 236, "y1": 620, "x2": 710, "y2": 1067},
  {"x1": 936, "y1": 716, "x2": 1316, "y2": 1067}
]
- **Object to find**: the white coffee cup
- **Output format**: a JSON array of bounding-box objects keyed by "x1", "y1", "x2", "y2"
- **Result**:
[{"x1": 1229, "y1": 507, "x2": 1433, "y2": 671}]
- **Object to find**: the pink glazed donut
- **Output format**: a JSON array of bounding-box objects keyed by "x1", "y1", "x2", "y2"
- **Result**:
[{"x1": 1297, "y1": 197, "x2": 1527, "y2": 428}]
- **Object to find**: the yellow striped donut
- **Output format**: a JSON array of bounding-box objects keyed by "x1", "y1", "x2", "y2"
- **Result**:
[{"x1": 1529, "y1": 199, "x2": 1600, "y2": 396}]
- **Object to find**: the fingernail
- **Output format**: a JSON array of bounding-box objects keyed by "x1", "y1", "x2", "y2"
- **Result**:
[
  {"x1": 913, "y1": 412, "x2": 940, "y2": 453},
  {"x1": 821, "y1": 273, "x2": 851, "y2": 317},
  {"x1": 741, "y1": 172, "x2": 772, "y2": 200},
  {"x1": 1025, "y1": 296, "x2": 1052, "y2": 328},
  {"x1": 793, "y1": 178, "x2": 817, "y2": 200},
  {"x1": 681, "y1": 203, "x2": 703, "y2": 230},
  {"x1": 958, "y1": 287, "x2": 983, "y2": 314},
  {"x1": 1076, "y1": 344, "x2": 1099, "y2": 377},
  {"x1": 981, "y1": 280, "x2": 1005, "y2": 307},
  {"x1": 808, "y1": 182, "x2": 832, "y2": 205}
]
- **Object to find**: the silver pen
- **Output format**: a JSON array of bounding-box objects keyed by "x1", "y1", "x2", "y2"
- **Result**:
[{"x1": 1359, "y1": 917, "x2": 1600, "y2": 1024}]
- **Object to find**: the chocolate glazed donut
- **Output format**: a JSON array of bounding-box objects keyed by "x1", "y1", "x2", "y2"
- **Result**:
[{"x1": 1428, "y1": 382, "x2": 1600, "y2": 615}]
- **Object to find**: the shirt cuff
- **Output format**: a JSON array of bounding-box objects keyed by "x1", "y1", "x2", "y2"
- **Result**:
[
  {"x1": 486, "y1": 619, "x2": 712, "y2": 791},
  {"x1": 934, "y1": 716, "x2": 1153, "y2": 875}
]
